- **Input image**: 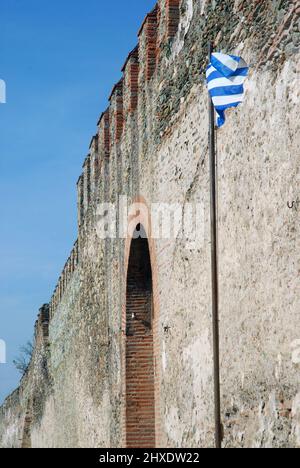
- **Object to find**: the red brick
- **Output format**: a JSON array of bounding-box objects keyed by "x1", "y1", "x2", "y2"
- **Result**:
[{"x1": 125, "y1": 235, "x2": 155, "y2": 448}]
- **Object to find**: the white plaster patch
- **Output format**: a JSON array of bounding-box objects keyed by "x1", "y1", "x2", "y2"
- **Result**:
[
  {"x1": 256, "y1": 392, "x2": 277, "y2": 448},
  {"x1": 171, "y1": 0, "x2": 194, "y2": 59},
  {"x1": 182, "y1": 329, "x2": 212, "y2": 409},
  {"x1": 284, "y1": 56, "x2": 300, "y2": 106},
  {"x1": 241, "y1": 372, "x2": 245, "y2": 389},
  {"x1": 275, "y1": 353, "x2": 282, "y2": 380},
  {"x1": 165, "y1": 406, "x2": 184, "y2": 446},
  {"x1": 291, "y1": 339, "x2": 300, "y2": 365},
  {"x1": 31, "y1": 397, "x2": 56, "y2": 448},
  {"x1": 76, "y1": 388, "x2": 111, "y2": 448},
  {"x1": 2, "y1": 419, "x2": 19, "y2": 448},
  {"x1": 292, "y1": 393, "x2": 300, "y2": 448}
]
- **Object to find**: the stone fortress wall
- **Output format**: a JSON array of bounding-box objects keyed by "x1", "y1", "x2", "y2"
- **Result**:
[{"x1": 0, "y1": 0, "x2": 299, "y2": 448}]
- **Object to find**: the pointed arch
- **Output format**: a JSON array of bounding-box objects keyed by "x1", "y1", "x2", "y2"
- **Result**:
[{"x1": 122, "y1": 197, "x2": 162, "y2": 448}]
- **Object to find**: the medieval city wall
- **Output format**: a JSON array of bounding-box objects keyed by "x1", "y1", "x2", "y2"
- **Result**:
[{"x1": 0, "y1": 0, "x2": 299, "y2": 448}]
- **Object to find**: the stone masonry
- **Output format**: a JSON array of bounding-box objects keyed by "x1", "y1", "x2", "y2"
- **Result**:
[{"x1": 0, "y1": 0, "x2": 299, "y2": 448}]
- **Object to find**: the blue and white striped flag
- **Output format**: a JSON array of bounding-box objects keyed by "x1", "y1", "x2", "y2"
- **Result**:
[{"x1": 206, "y1": 52, "x2": 249, "y2": 127}]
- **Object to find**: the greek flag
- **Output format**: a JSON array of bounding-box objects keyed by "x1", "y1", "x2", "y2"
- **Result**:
[{"x1": 206, "y1": 53, "x2": 249, "y2": 127}]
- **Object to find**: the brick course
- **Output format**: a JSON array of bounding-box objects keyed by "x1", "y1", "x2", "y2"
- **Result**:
[
  {"x1": 126, "y1": 232, "x2": 155, "y2": 448},
  {"x1": 1, "y1": 0, "x2": 299, "y2": 449}
]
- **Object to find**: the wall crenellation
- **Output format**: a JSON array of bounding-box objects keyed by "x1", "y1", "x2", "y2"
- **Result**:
[
  {"x1": 109, "y1": 79, "x2": 124, "y2": 144},
  {"x1": 122, "y1": 46, "x2": 139, "y2": 115},
  {"x1": 49, "y1": 240, "x2": 79, "y2": 319},
  {"x1": 71, "y1": 0, "x2": 183, "y2": 237},
  {"x1": 97, "y1": 109, "x2": 110, "y2": 155},
  {"x1": 45, "y1": 0, "x2": 300, "y2": 320},
  {"x1": 34, "y1": 304, "x2": 50, "y2": 346},
  {"x1": 138, "y1": 5, "x2": 158, "y2": 81},
  {"x1": 77, "y1": 173, "x2": 84, "y2": 228},
  {"x1": 89, "y1": 134, "x2": 100, "y2": 201},
  {"x1": 83, "y1": 154, "x2": 92, "y2": 210},
  {"x1": 166, "y1": 0, "x2": 181, "y2": 38},
  {"x1": 1, "y1": 0, "x2": 299, "y2": 448}
]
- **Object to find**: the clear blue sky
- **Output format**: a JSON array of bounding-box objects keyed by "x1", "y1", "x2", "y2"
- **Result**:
[{"x1": 0, "y1": 0, "x2": 155, "y2": 404}]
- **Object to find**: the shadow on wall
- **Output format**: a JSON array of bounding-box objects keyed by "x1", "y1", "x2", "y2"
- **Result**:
[{"x1": 126, "y1": 224, "x2": 155, "y2": 448}]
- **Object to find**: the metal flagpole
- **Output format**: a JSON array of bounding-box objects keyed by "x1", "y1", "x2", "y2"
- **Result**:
[{"x1": 208, "y1": 42, "x2": 222, "y2": 449}]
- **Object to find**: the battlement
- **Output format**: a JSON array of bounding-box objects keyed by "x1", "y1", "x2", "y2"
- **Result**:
[
  {"x1": 138, "y1": 5, "x2": 158, "y2": 80},
  {"x1": 34, "y1": 304, "x2": 50, "y2": 345},
  {"x1": 49, "y1": 240, "x2": 79, "y2": 319},
  {"x1": 1, "y1": 0, "x2": 300, "y2": 450},
  {"x1": 109, "y1": 78, "x2": 124, "y2": 143},
  {"x1": 74, "y1": 0, "x2": 182, "y2": 224},
  {"x1": 47, "y1": 1, "x2": 182, "y2": 317},
  {"x1": 48, "y1": 0, "x2": 299, "y2": 316},
  {"x1": 89, "y1": 135, "x2": 100, "y2": 200}
]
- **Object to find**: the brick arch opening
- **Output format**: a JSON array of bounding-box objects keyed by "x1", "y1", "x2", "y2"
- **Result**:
[{"x1": 125, "y1": 224, "x2": 156, "y2": 448}]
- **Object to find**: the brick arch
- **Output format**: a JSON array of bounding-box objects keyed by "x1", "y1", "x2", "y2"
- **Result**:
[{"x1": 122, "y1": 197, "x2": 162, "y2": 448}]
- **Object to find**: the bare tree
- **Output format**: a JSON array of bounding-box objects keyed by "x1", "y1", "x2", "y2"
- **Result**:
[{"x1": 13, "y1": 341, "x2": 34, "y2": 376}]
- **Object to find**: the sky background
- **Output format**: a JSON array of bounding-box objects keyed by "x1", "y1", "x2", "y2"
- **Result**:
[{"x1": 0, "y1": 0, "x2": 155, "y2": 404}]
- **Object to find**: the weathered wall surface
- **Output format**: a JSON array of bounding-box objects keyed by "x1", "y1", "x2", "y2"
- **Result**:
[
  {"x1": 0, "y1": 305, "x2": 51, "y2": 448},
  {"x1": 1, "y1": 0, "x2": 299, "y2": 448}
]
